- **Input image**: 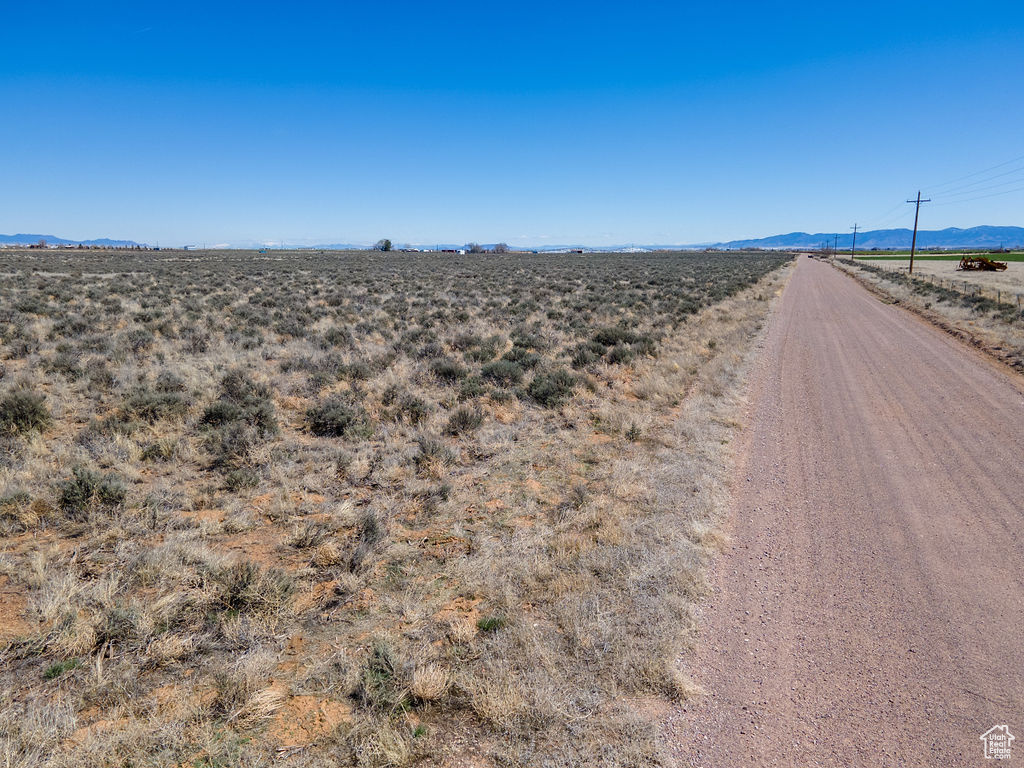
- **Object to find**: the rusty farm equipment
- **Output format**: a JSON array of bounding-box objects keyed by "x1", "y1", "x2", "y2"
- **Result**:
[{"x1": 958, "y1": 255, "x2": 1008, "y2": 272}]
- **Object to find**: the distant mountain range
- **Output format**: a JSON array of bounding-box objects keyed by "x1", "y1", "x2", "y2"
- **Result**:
[
  {"x1": 3, "y1": 225, "x2": 1023, "y2": 251},
  {"x1": 709, "y1": 226, "x2": 1024, "y2": 251},
  {"x1": 408, "y1": 227, "x2": 1024, "y2": 251},
  {"x1": 0, "y1": 233, "x2": 142, "y2": 247}
]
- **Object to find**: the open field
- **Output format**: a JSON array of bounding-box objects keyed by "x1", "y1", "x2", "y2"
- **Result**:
[
  {"x1": 853, "y1": 255, "x2": 1024, "y2": 295},
  {"x1": 0, "y1": 248, "x2": 791, "y2": 767}
]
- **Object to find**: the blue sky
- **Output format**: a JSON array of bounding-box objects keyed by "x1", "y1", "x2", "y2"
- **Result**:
[{"x1": 2, "y1": 1, "x2": 1023, "y2": 246}]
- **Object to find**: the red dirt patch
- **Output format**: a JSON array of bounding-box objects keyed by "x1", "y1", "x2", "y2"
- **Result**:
[
  {"x1": 292, "y1": 580, "x2": 342, "y2": 615},
  {"x1": 66, "y1": 717, "x2": 130, "y2": 748},
  {"x1": 0, "y1": 576, "x2": 32, "y2": 642},
  {"x1": 179, "y1": 507, "x2": 224, "y2": 524},
  {"x1": 266, "y1": 695, "x2": 352, "y2": 746}
]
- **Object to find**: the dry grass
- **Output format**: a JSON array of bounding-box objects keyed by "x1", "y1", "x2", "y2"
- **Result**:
[{"x1": 0, "y1": 248, "x2": 791, "y2": 766}]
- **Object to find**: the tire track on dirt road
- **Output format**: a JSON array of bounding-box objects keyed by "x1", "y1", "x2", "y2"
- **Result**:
[{"x1": 668, "y1": 255, "x2": 1024, "y2": 767}]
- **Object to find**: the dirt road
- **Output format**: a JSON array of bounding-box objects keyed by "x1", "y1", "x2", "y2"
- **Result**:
[{"x1": 671, "y1": 256, "x2": 1024, "y2": 766}]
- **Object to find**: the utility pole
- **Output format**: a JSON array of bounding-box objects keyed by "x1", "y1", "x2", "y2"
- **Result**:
[
  {"x1": 906, "y1": 191, "x2": 931, "y2": 274},
  {"x1": 833, "y1": 234, "x2": 839, "y2": 258},
  {"x1": 850, "y1": 223, "x2": 858, "y2": 259}
]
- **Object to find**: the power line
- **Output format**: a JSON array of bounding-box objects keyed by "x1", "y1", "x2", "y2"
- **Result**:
[
  {"x1": 922, "y1": 152, "x2": 1024, "y2": 194},
  {"x1": 860, "y1": 201, "x2": 909, "y2": 230},
  {"x1": 931, "y1": 182, "x2": 1024, "y2": 207},
  {"x1": 866, "y1": 206, "x2": 914, "y2": 230},
  {"x1": 931, "y1": 172, "x2": 1024, "y2": 201},
  {"x1": 852, "y1": 152, "x2": 1024, "y2": 237},
  {"x1": 867, "y1": 201, "x2": 906, "y2": 221},
  {"x1": 928, "y1": 169, "x2": 1024, "y2": 198}
]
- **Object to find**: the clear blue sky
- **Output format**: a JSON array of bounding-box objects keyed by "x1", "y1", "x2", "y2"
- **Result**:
[{"x1": 3, "y1": 1, "x2": 1023, "y2": 247}]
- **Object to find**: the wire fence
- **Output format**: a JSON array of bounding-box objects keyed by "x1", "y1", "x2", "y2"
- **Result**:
[{"x1": 836, "y1": 257, "x2": 1024, "y2": 311}]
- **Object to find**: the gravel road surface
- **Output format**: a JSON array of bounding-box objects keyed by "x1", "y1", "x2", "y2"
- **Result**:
[{"x1": 670, "y1": 255, "x2": 1024, "y2": 766}]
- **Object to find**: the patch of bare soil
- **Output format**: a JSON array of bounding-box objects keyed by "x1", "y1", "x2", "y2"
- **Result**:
[{"x1": 0, "y1": 576, "x2": 32, "y2": 642}]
